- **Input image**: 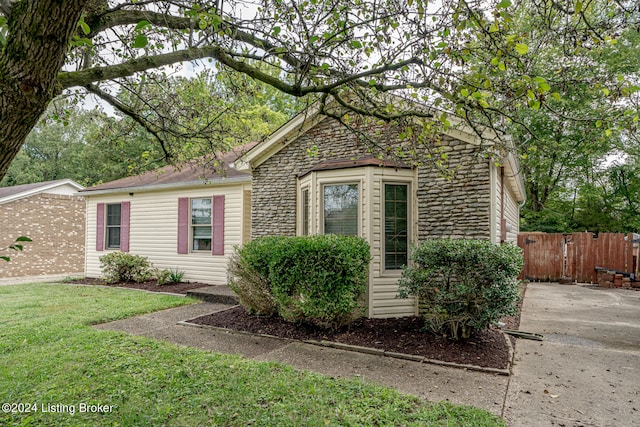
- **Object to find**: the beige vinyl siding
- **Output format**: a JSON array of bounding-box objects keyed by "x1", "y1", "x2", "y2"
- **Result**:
[
  {"x1": 503, "y1": 183, "x2": 520, "y2": 242},
  {"x1": 85, "y1": 183, "x2": 248, "y2": 284},
  {"x1": 493, "y1": 164, "x2": 502, "y2": 244},
  {"x1": 493, "y1": 165, "x2": 520, "y2": 244},
  {"x1": 298, "y1": 166, "x2": 416, "y2": 318},
  {"x1": 242, "y1": 189, "x2": 252, "y2": 243},
  {"x1": 369, "y1": 168, "x2": 416, "y2": 318}
]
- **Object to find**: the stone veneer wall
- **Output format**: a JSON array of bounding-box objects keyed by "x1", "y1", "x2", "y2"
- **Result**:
[
  {"x1": 0, "y1": 193, "x2": 86, "y2": 277},
  {"x1": 251, "y1": 117, "x2": 491, "y2": 240},
  {"x1": 416, "y1": 136, "x2": 492, "y2": 240}
]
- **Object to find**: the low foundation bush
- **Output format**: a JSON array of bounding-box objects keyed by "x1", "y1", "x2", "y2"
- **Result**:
[
  {"x1": 229, "y1": 235, "x2": 371, "y2": 329},
  {"x1": 155, "y1": 267, "x2": 185, "y2": 286},
  {"x1": 99, "y1": 252, "x2": 153, "y2": 284},
  {"x1": 398, "y1": 239, "x2": 523, "y2": 340},
  {"x1": 228, "y1": 239, "x2": 279, "y2": 315}
]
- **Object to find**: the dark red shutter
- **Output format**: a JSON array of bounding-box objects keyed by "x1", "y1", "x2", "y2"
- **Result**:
[
  {"x1": 120, "y1": 201, "x2": 130, "y2": 252},
  {"x1": 96, "y1": 203, "x2": 105, "y2": 251},
  {"x1": 177, "y1": 198, "x2": 189, "y2": 254},
  {"x1": 212, "y1": 195, "x2": 225, "y2": 255}
]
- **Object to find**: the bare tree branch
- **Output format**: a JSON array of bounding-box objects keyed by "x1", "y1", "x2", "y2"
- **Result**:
[
  {"x1": 84, "y1": 83, "x2": 172, "y2": 159},
  {"x1": 0, "y1": 0, "x2": 12, "y2": 16},
  {"x1": 85, "y1": 8, "x2": 305, "y2": 69}
]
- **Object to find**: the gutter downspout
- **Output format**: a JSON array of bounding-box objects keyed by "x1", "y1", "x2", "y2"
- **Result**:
[{"x1": 500, "y1": 167, "x2": 506, "y2": 243}]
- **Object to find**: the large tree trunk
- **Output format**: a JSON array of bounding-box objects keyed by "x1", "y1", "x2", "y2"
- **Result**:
[{"x1": 0, "y1": 0, "x2": 87, "y2": 181}]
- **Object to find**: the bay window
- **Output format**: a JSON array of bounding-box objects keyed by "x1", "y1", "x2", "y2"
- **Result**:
[{"x1": 323, "y1": 183, "x2": 359, "y2": 236}]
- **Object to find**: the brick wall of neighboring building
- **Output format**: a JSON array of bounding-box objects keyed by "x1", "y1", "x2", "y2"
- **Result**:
[
  {"x1": 251, "y1": 116, "x2": 491, "y2": 240},
  {"x1": 0, "y1": 193, "x2": 85, "y2": 277}
]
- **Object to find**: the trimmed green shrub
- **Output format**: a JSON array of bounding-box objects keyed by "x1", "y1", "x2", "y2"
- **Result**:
[
  {"x1": 398, "y1": 239, "x2": 523, "y2": 340},
  {"x1": 99, "y1": 252, "x2": 153, "y2": 284},
  {"x1": 229, "y1": 235, "x2": 371, "y2": 329},
  {"x1": 228, "y1": 241, "x2": 278, "y2": 315},
  {"x1": 269, "y1": 235, "x2": 371, "y2": 328}
]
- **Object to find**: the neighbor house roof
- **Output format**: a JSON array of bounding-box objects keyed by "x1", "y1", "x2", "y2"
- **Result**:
[
  {"x1": 0, "y1": 179, "x2": 84, "y2": 205},
  {"x1": 81, "y1": 142, "x2": 257, "y2": 196}
]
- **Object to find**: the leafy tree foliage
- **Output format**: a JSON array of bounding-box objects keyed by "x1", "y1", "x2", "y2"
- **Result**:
[
  {"x1": 94, "y1": 68, "x2": 297, "y2": 164},
  {"x1": 0, "y1": 236, "x2": 31, "y2": 262},
  {"x1": 0, "y1": 105, "x2": 153, "y2": 187},
  {"x1": 1, "y1": 0, "x2": 638, "y2": 184},
  {"x1": 492, "y1": 2, "x2": 640, "y2": 233},
  {"x1": 1, "y1": 71, "x2": 292, "y2": 187}
]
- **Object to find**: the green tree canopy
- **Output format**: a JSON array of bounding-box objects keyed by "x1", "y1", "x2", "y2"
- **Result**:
[
  {"x1": 1, "y1": 0, "x2": 638, "y2": 183},
  {"x1": 482, "y1": 1, "x2": 640, "y2": 233},
  {"x1": 1, "y1": 70, "x2": 293, "y2": 187}
]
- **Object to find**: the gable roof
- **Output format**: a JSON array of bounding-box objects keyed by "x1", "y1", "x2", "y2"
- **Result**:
[
  {"x1": 235, "y1": 97, "x2": 526, "y2": 203},
  {"x1": 0, "y1": 179, "x2": 84, "y2": 205},
  {"x1": 234, "y1": 96, "x2": 493, "y2": 172},
  {"x1": 81, "y1": 142, "x2": 257, "y2": 196}
]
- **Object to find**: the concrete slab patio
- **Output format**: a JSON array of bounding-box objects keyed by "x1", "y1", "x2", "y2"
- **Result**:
[{"x1": 93, "y1": 282, "x2": 640, "y2": 426}]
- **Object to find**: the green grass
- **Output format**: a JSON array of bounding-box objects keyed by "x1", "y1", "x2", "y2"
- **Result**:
[{"x1": 0, "y1": 283, "x2": 505, "y2": 426}]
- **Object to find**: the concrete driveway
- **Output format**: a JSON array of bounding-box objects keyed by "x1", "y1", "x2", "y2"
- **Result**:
[{"x1": 504, "y1": 283, "x2": 640, "y2": 427}]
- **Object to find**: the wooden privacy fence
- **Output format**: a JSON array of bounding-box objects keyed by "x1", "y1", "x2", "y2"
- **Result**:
[{"x1": 517, "y1": 232, "x2": 637, "y2": 283}]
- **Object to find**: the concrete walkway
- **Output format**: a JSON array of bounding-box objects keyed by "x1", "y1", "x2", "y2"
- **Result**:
[
  {"x1": 95, "y1": 301, "x2": 510, "y2": 415},
  {"x1": 93, "y1": 282, "x2": 640, "y2": 426}
]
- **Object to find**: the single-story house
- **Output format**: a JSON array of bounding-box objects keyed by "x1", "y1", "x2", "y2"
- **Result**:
[
  {"x1": 234, "y1": 104, "x2": 526, "y2": 318},
  {"x1": 0, "y1": 179, "x2": 85, "y2": 280},
  {"x1": 81, "y1": 143, "x2": 255, "y2": 283}
]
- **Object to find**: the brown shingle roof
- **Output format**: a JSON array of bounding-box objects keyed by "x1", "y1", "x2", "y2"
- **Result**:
[
  {"x1": 298, "y1": 156, "x2": 411, "y2": 178},
  {"x1": 81, "y1": 142, "x2": 257, "y2": 194}
]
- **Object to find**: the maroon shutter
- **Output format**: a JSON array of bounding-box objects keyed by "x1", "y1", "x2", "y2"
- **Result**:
[
  {"x1": 177, "y1": 198, "x2": 189, "y2": 254},
  {"x1": 120, "y1": 201, "x2": 131, "y2": 252},
  {"x1": 96, "y1": 203, "x2": 105, "y2": 251},
  {"x1": 212, "y1": 195, "x2": 225, "y2": 255}
]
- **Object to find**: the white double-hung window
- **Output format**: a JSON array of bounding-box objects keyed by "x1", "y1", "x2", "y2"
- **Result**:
[
  {"x1": 191, "y1": 198, "x2": 212, "y2": 251},
  {"x1": 105, "y1": 203, "x2": 122, "y2": 249}
]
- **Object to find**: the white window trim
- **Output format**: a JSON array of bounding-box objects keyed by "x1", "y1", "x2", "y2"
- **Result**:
[
  {"x1": 105, "y1": 203, "x2": 121, "y2": 250},
  {"x1": 190, "y1": 197, "x2": 212, "y2": 253},
  {"x1": 298, "y1": 171, "x2": 365, "y2": 238},
  {"x1": 298, "y1": 176, "x2": 312, "y2": 235},
  {"x1": 301, "y1": 185, "x2": 311, "y2": 236}
]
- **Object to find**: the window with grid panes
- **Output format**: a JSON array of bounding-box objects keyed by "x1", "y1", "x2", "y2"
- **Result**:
[
  {"x1": 191, "y1": 198, "x2": 212, "y2": 251},
  {"x1": 106, "y1": 203, "x2": 121, "y2": 249},
  {"x1": 384, "y1": 184, "x2": 409, "y2": 270}
]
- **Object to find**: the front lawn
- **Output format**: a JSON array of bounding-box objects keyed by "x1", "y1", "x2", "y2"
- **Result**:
[{"x1": 0, "y1": 283, "x2": 505, "y2": 426}]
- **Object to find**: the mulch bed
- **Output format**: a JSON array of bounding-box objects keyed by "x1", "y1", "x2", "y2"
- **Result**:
[
  {"x1": 67, "y1": 278, "x2": 209, "y2": 295},
  {"x1": 71, "y1": 277, "x2": 523, "y2": 370},
  {"x1": 190, "y1": 306, "x2": 512, "y2": 370}
]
